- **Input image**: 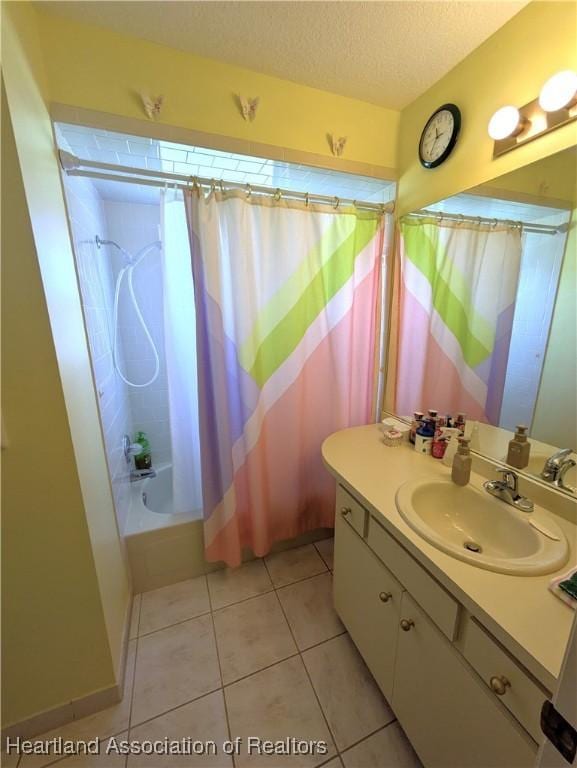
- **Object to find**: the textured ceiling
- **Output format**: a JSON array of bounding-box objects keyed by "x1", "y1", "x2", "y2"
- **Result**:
[{"x1": 39, "y1": 1, "x2": 527, "y2": 109}]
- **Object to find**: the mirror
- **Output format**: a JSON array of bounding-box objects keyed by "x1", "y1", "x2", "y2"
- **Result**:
[{"x1": 390, "y1": 145, "x2": 576, "y2": 495}]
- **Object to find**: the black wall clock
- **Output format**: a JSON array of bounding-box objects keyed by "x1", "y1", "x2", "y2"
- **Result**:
[{"x1": 419, "y1": 103, "x2": 461, "y2": 169}]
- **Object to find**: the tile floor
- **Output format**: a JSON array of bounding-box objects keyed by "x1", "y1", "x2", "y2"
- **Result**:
[{"x1": 7, "y1": 539, "x2": 421, "y2": 768}]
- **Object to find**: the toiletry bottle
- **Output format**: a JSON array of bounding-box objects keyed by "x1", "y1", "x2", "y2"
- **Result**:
[
  {"x1": 409, "y1": 412, "x2": 424, "y2": 445},
  {"x1": 455, "y1": 412, "x2": 467, "y2": 435},
  {"x1": 415, "y1": 415, "x2": 435, "y2": 455},
  {"x1": 507, "y1": 425, "x2": 531, "y2": 469},
  {"x1": 432, "y1": 424, "x2": 448, "y2": 459},
  {"x1": 452, "y1": 438, "x2": 472, "y2": 486},
  {"x1": 441, "y1": 428, "x2": 462, "y2": 466},
  {"x1": 134, "y1": 431, "x2": 152, "y2": 470}
]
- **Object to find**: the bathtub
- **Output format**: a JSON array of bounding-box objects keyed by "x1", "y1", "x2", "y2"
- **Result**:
[{"x1": 125, "y1": 462, "x2": 202, "y2": 536}]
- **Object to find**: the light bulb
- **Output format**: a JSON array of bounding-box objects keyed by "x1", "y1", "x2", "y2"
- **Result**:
[
  {"x1": 539, "y1": 70, "x2": 577, "y2": 112},
  {"x1": 488, "y1": 106, "x2": 523, "y2": 140}
]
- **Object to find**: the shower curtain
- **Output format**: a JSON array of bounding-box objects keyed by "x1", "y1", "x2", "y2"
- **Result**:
[
  {"x1": 184, "y1": 189, "x2": 387, "y2": 567},
  {"x1": 392, "y1": 217, "x2": 522, "y2": 424},
  {"x1": 161, "y1": 191, "x2": 203, "y2": 515}
]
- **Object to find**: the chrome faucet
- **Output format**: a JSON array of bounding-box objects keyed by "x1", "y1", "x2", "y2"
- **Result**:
[
  {"x1": 483, "y1": 469, "x2": 534, "y2": 512},
  {"x1": 540, "y1": 448, "x2": 576, "y2": 491},
  {"x1": 130, "y1": 468, "x2": 156, "y2": 483}
]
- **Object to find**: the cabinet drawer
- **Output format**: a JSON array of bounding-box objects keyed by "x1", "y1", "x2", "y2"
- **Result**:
[
  {"x1": 461, "y1": 616, "x2": 548, "y2": 743},
  {"x1": 367, "y1": 515, "x2": 459, "y2": 640},
  {"x1": 336, "y1": 485, "x2": 367, "y2": 538}
]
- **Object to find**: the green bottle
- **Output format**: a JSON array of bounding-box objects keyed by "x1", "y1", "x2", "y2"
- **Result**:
[{"x1": 134, "y1": 431, "x2": 152, "y2": 470}]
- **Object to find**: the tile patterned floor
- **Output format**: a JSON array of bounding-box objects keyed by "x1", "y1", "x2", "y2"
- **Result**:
[{"x1": 7, "y1": 538, "x2": 421, "y2": 768}]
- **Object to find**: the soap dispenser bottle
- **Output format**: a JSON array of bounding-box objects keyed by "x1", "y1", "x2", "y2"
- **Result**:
[
  {"x1": 452, "y1": 438, "x2": 472, "y2": 486},
  {"x1": 507, "y1": 425, "x2": 531, "y2": 469}
]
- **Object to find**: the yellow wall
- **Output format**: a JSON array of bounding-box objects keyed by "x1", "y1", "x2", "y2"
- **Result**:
[
  {"x1": 475, "y1": 146, "x2": 577, "y2": 208},
  {"x1": 35, "y1": 8, "x2": 399, "y2": 171},
  {"x1": 1, "y1": 1, "x2": 130, "y2": 728},
  {"x1": 1, "y1": 83, "x2": 115, "y2": 726},
  {"x1": 397, "y1": 1, "x2": 577, "y2": 216},
  {"x1": 532, "y1": 210, "x2": 577, "y2": 449}
]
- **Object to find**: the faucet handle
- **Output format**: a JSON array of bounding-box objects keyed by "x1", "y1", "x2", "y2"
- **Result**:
[{"x1": 496, "y1": 468, "x2": 518, "y2": 492}]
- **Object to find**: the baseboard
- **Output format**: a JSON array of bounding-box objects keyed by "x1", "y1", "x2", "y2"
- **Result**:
[{"x1": 1, "y1": 594, "x2": 134, "y2": 743}]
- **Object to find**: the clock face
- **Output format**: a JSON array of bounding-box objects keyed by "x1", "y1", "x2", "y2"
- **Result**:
[{"x1": 419, "y1": 104, "x2": 461, "y2": 169}]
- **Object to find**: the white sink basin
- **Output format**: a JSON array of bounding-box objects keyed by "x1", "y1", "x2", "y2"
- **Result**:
[{"x1": 396, "y1": 477, "x2": 569, "y2": 575}]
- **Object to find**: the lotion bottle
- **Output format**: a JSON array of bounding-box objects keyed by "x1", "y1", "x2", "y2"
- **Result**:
[
  {"x1": 451, "y1": 438, "x2": 472, "y2": 486},
  {"x1": 507, "y1": 425, "x2": 531, "y2": 469}
]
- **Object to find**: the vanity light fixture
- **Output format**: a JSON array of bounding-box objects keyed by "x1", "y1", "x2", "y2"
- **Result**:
[
  {"x1": 487, "y1": 106, "x2": 527, "y2": 141},
  {"x1": 489, "y1": 69, "x2": 577, "y2": 158},
  {"x1": 539, "y1": 70, "x2": 577, "y2": 112}
]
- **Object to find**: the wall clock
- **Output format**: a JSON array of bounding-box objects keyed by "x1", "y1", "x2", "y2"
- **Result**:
[{"x1": 419, "y1": 103, "x2": 461, "y2": 169}]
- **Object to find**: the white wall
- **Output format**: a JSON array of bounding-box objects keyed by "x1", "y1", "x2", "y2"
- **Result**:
[
  {"x1": 103, "y1": 200, "x2": 171, "y2": 467},
  {"x1": 62, "y1": 173, "x2": 135, "y2": 535}
]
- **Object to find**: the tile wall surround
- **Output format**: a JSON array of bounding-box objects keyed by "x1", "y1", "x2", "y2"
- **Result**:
[
  {"x1": 57, "y1": 122, "x2": 396, "y2": 205},
  {"x1": 103, "y1": 201, "x2": 171, "y2": 467}
]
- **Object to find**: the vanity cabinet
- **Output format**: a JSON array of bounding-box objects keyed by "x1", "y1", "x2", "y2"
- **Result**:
[
  {"x1": 334, "y1": 488, "x2": 403, "y2": 699},
  {"x1": 333, "y1": 484, "x2": 539, "y2": 768},
  {"x1": 393, "y1": 592, "x2": 536, "y2": 768}
]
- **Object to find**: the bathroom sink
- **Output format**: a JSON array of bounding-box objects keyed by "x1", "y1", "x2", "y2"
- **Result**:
[{"x1": 395, "y1": 477, "x2": 569, "y2": 575}]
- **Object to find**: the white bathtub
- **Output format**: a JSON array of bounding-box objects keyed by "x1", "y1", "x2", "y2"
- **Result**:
[{"x1": 125, "y1": 462, "x2": 202, "y2": 535}]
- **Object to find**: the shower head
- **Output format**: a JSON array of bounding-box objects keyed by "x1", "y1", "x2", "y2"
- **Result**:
[{"x1": 95, "y1": 235, "x2": 134, "y2": 265}]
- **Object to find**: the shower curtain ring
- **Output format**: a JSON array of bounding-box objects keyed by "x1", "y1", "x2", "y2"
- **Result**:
[
  {"x1": 210, "y1": 179, "x2": 217, "y2": 194},
  {"x1": 492, "y1": 218, "x2": 498, "y2": 228},
  {"x1": 246, "y1": 183, "x2": 252, "y2": 198},
  {"x1": 274, "y1": 188, "x2": 282, "y2": 201},
  {"x1": 333, "y1": 196, "x2": 340, "y2": 209},
  {"x1": 305, "y1": 192, "x2": 309, "y2": 207},
  {"x1": 219, "y1": 180, "x2": 225, "y2": 193}
]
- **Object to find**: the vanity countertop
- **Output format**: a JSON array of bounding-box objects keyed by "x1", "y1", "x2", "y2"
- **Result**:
[{"x1": 322, "y1": 425, "x2": 577, "y2": 692}]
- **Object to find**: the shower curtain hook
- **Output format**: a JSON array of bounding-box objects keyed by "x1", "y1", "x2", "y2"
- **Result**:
[
  {"x1": 333, "y1": 196, "x2": 340, "y2": 209},
  {"x1": 219, "y1": 180, "x2": 225, "y2": 194},
  {"x1": 274, "y1": 188, "x2": 282, "y2": 202},
  {"x1": 305, "y1": 192, "x2": 309, "y2": 207},
  {"x1": 210, "y1": 179, "x2": 217, "y2": 194},
  {"x1": 246, "y1": 183, "x2": 252, "y2": 198}
]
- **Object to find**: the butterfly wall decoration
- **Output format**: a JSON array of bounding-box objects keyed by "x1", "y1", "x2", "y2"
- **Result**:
[
  {"x1": 239, "y1": 96, "x2": 260, "y2": 122},
  {"x1": 141, "y1": 94, "x2": 164, "y2": 120},
  {"x1": 328, "y1": 134, "x2": 347, "y2": 157}
]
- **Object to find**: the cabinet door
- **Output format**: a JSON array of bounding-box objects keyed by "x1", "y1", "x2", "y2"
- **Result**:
[
  {"x1": 393, "y1": 592, "x2": 536, "y2": 768},
  {"x1": 334, "y1": 511, "x2": 403, "y2": 700}
]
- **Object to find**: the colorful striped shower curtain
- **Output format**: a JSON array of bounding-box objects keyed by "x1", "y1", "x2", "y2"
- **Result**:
[
  {"x1": 393, "y1": 217, "x2": 522, "y2": 425},
  {"x1": 184, "y1": 190, "x2": 386, "y2": 567}
]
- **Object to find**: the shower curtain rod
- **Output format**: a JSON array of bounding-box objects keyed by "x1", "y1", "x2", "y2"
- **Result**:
[
  {"x1": 59, "y1": 151, "x2": 394, "y2": 214},
  {"x1": 402, "y1": 208, "x2": 566, "y2": 236}
]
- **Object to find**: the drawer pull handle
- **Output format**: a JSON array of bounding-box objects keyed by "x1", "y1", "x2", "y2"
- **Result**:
[
  {"x1": 400, "y1": 618, "x2": 414, "y2": 632},
  {"x1": 340, "y1": 507, "x2": 351, "y2": 517},
  {"x1": 379, "y1": 592, "x2": 392, "y2": 603},
  {"x1": 490, "y1": 676, "x2": 511, "y2": 696}
]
